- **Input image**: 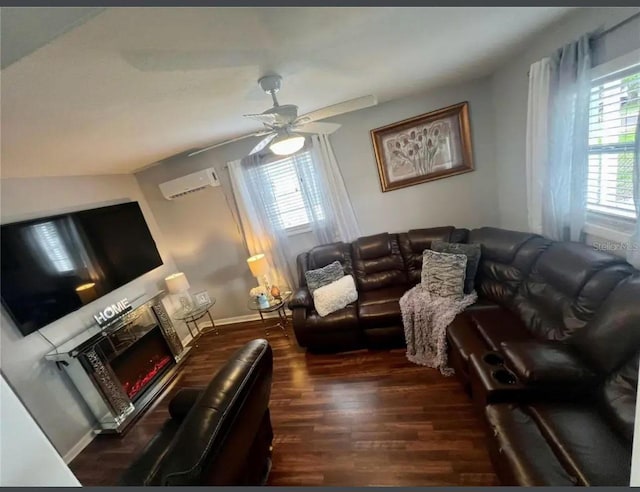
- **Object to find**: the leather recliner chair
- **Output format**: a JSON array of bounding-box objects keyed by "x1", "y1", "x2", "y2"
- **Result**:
[{"x1": 119, "y1": 339, "x2": 274, "y2": 486}]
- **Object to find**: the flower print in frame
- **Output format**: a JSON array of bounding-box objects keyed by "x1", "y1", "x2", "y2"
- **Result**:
[{"x1": 371, "y1": 102, "x2": 474, "y2": 192}]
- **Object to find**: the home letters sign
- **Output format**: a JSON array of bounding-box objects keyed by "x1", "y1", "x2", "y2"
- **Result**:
[{"x1": 93, "y1": 298, "x2": 132, "y2": 327}]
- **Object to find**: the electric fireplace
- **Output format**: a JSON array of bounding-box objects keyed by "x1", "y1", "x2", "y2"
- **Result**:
[
  {"x1": 44, "y1": 292, "x2": 191, "y2": 433},
  {"x1": 111, "y1": 327, "x2": 174, "y2": 401}
]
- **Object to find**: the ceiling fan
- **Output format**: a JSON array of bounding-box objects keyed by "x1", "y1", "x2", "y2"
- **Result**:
[{"x1": 188, "y1": 74, "x2": 377, "y2": 157}]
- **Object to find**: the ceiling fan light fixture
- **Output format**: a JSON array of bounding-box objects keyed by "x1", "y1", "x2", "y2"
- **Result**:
[{"x1": 269, "y1": 132, "x2": 305, "y2": 156}]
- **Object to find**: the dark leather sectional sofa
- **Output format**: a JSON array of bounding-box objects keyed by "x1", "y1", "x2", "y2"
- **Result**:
[
  {"x1": 120, "y1": 339, "x2": 273, "y2": 486},
  {"x1": 289, "y1": 226, "x2": 640, "y2": 486}
]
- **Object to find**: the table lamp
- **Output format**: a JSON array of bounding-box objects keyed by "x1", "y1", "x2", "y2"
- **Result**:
[
  {"x1": 165, "y1": 272, "x2": 193, "y2": 311},
  {"x1": 75, "y1": 282, "x2": 98, "y2": 305},
  {"x1": 247, "y1": 254, "x2": 270, "y2": 296}
]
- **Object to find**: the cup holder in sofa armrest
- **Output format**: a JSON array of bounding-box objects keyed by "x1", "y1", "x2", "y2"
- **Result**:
[
  {"x1": 482, "y1": 352, "x2": 504, "y2": 366},
  {"x1": 491, "y1": 368, "x2": 518, "y2": 385}
]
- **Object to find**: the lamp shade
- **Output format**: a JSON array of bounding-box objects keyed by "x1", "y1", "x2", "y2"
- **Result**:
[
  {"x1": 165, "y1": 272, "x2": 190, "y2": 294},
  {"x1": 247, "y1": 254, "x2": 269, "y2": 277},
  {"x1": 75, "y1": 282, "x2": 98, "y2": 305},
  {"x1": 269, "y1": 132, "x2": 305, "y2": 156}
]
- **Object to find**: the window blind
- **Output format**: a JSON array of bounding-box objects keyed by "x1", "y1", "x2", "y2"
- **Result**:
[
  {"x1": 587, "y1": 67, "x2": 639, "y2": 220},
  {"x1": 260, "y1": 150, "x2": 323, "y2": 230}
]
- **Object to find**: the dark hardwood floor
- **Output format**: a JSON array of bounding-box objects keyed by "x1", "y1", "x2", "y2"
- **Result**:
[{"x1": 70, "y1": 320, "x2": 499, "y2": 486}]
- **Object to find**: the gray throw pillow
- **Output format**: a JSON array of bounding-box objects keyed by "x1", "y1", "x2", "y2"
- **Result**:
[
  {"x1": 305, "y1": 260, "x2": 344, "y2": 294},
  {"x1": 421, "y1": 249, "x2": 467, "y2": 300},
  {"x1": 431, "y1": 240, "x2": 481, "y2": 294}
]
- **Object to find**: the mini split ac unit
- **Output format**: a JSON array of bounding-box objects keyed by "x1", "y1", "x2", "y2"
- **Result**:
[{"x1": 159, "y1": 167, "x2": 220, "y2": 200}]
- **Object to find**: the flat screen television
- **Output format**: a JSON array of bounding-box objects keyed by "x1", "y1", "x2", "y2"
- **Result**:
[{"x1": 1, "y1": 202, "x2": 163, "y2": 336}]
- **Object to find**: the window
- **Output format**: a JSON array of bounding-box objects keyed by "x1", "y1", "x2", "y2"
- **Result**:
[
  {"x1": 260, "y1": 150, "x2": 324, "y2": 231},
  {"x1": 587, "y1": 66, "x2": 639, "y2": 220}
]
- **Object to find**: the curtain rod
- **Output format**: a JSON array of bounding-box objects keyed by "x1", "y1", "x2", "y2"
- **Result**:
[
  {"x1": 526, "y1": 12, "x2": 640, "y2": 77},
  {"x1": 594, "y1": 11, "x2": 640, "y2": 40}
]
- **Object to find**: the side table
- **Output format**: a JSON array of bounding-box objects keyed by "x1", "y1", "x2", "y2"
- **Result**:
[
  {"x1": 173, "y1": 299, "x2": 218, "y2": 343},
  {"x1": 247, "y1": 292, "x2": 292, "y2": 337}
]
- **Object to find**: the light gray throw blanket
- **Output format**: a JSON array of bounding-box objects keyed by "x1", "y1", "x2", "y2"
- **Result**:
[{"x1": 400, "y1": 285, "x2": 477, "y2": 375}]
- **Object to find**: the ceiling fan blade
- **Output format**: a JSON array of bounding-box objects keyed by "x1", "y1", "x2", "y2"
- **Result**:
[
  {"x1": 249, "y1": 133, "x2": 278, "y2": 156},
  {"x1": 187, "y1": 131, "x2": 269, "y2": 157},
  {"x1": 294, "y1": 121, "x2": 342, "y2": 135},
  {"x1": 243, "y1": 113, "x2": 278, "y2": 126},
  {"x1": 295, "y1": 95, "x2": 377, "y2": 125}
]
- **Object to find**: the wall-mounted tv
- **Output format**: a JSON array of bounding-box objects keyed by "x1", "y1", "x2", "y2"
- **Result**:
[{"x1": 1, "y1": 202, "x2": 163, "y2": 336}]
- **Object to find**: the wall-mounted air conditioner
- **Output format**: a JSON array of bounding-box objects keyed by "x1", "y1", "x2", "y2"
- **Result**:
[{"x1": 159, "y1": 167, "x2": 220, "y2": 200}]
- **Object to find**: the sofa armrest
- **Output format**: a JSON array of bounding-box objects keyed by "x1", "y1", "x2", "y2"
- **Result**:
[
  {"x1": 501, "y1": 340, "x2": 598, "y2": 387},
  {"x1": 288, "y1": 287, "x2": 313, "y2": 310}
]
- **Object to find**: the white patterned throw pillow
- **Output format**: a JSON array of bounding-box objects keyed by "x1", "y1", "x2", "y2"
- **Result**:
[
  {"x1": 312, "y1": 275, "x2": 358, "y2": 317},
  {"x1": 421, "y1": 249, "x2": 467, "y2": 300}
]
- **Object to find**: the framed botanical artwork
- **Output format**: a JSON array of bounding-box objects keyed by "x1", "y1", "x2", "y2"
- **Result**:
[{"x1": 370, "y1": 101, "x2": 474, "y2": 192}]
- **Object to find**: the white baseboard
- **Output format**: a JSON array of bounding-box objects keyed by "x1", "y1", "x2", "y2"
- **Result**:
[{"x1": 63, "y1": 429, "x2": 96, "y2": 464}]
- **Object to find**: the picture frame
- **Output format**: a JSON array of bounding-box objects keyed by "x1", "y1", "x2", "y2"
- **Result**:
[
  {"x1": 370, "y1": 101, "x2": 474, "y2": 192},
  {"x1": 192, "y1": 290, "x2": 211, "y2": 306}
]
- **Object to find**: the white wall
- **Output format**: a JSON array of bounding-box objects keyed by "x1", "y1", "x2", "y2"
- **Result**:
[
  {"x1": 0, "y1": 174, "x2": 184, "y2": 462},
  {"x1": 135, "y1": 75, "x2": 500, "y2": 320},
  {"x1": 491, "y1": 7, "x2": 640, "y2": 231},
  {"x1": 0, "y1": 375, "x2": 80, "y2": 486},
  {"x1": 329, "y1": 76, "x2": 500, "y2": 235}
]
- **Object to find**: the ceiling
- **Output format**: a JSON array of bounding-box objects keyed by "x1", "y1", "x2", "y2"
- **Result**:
[{"x1": 1, "y1": 7, "x2": 573, "y2": 178}]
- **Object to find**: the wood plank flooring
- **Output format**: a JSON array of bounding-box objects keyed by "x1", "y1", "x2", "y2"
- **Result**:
[{"x1": 70, "y1": 320, "x2": 499, "y2": 486}]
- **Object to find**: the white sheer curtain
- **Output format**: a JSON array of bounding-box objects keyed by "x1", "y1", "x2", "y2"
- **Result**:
[
  {"x1": 543, "y1": 34, "x2": 593, "y2": 241},
  {"x1": 228, "y1": 154, "x2": 297, "y2": 289},
  {"x1": 228, "y1": 134, "x2": 360, "y2": 289},
  {"x1": 305, "y1": 134, "x2": 361, "y2": 243},
  {"x1": 526, "y1": 58, "x2": 552, "y2": 235},
  {"x1": 629, "y1": 117, "x2": 640, "y2": 268}
]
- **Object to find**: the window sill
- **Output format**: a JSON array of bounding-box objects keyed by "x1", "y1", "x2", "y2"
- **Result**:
[
  {"x1": 285, "y1": 225, "x2": 312, "y2": 237},
  {"x1": 584, "y1": 210, "x2": 636, "y2": 244}
]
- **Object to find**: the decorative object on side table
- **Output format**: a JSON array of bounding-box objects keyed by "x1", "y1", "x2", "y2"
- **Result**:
[
  {"x1": 192, "y1": 290, "x2": 211, "y2": 306},
  {"x1": 248, "y1": 291, "x2": 292, "y2": 337},
  {"x1": 165, "y1": 272, "x2": 193, "y2": 310},
  {"x1": 371, "y1": 101, "x2": 474, "y2": 192},
  {"x1": 270, "y1": 284, "x2": 282, "y2": 300}
]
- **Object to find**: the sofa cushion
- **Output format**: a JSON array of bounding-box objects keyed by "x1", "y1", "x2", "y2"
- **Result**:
[
  {"x1": 305, "y1": 304, "x2": 359, "y2": 332},
  {"x1": 358, "y1": 286, "x2": 406, "y2": 328},
  {"x1": 500, "y1": 340, "x2": 598, "y2": 387},
  {"x1": 469, "y1": 308, "x2": 532, "y2": 351},
  {"x1": 513, "y1": 242, "x2": 633, "y2": 341},
  {"x1": 421, "y1": 249, "x2": 467, "y2": 300},
  {"x1": 569, "y1": 274, "x2": 640, "y2": 374},
  {"x1": 398, "y1": 227, "x2": 456, "y2": 285},
  {"x1": 431, "y1": 240, "x2": 481, "y2": 294},
  {"x1": 353, "y1": 233, "x2": 406, "y2": 291},
  {"x1": 292, "y1": 303, "x2": 362, "y2": 352},
  {"x1": 305, "y1": 260, "x2": 344, "y2": 294},
  {"x1": 526, "y1": 403, "x2": 631, "y2": 485},
  {"x1": 484, "y1": 404, "x2": 577, "y2": 486},
  {"x1": 469, "y1": 228, "x2": 550, "y2": 307}
]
